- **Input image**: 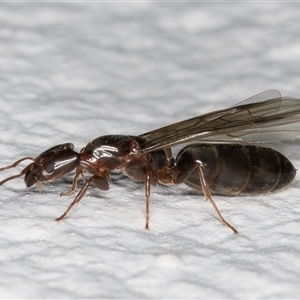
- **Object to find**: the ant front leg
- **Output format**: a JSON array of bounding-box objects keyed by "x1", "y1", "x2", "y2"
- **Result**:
[
  {"x1": 60, "y1": 167, "x2": 85, "y2": 197},
  {"x1": 56, "y1": 173, "x2": 110, "y2": 221}
]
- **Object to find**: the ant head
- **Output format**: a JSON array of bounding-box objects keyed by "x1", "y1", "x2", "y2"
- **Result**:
[{"x1": 24, "y1": 143, "x2": 80, "y2": 187}]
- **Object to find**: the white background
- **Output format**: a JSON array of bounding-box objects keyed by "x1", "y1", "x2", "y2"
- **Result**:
[{"x1": 0, "y1": 2, "x2": 300, "y2": 299}]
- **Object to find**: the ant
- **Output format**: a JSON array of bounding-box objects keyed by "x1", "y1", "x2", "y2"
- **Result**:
[{"x1": 0, "y1": 90, "x2": 299, "y2": 234}]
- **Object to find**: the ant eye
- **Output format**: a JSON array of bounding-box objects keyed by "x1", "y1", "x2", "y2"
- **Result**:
[{"x1": 46, "y1": 162, "x2": 55, "y2": 174}]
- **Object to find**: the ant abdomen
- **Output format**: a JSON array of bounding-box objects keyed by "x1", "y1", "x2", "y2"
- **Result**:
[{"x1": 176, "y1": 143, "x2": 296, "y2": 196}]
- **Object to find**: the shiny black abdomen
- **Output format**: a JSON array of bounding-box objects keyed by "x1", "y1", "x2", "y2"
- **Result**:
[{"x1": 176, "y1": 143, "x2": 296, "y2": 196}]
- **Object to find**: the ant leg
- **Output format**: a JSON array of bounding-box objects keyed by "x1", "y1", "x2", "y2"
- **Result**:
[
  {"x1": 56, "y1": 176, "x2": 95, "y2": 221},
  {"x1": 197, "y1": 165, "x2": 238, "y2": 234},
  {"x1": 145, "y1": 172, "x2": 151, "y2": 230},
  {"x1": 94, "y1": 176, "x2": 109, "y2": 191},
  {"x1": 60, "y1": 168, "x2": 84, "y2": 196}
]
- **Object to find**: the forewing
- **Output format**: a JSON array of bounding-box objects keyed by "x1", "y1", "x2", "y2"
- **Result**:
[
  {"x1": 139, "y1": 92, "x2": 300, "y2": 153},
  {"x1": 231, "y1": 89, "x2": 281, "y2": 106}
]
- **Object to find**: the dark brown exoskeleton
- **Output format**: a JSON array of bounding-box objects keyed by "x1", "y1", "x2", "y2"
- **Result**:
[
  {"x1": 0, "y1": 90, "x2": 300, "y2": 234},
  {"x1": 0, "y1": 143, "x2": 79, "y2": 190}
]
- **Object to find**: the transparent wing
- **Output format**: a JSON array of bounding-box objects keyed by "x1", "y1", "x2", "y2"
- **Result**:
[
  {"x1": 139, "y1": 90, "x2": 300, "y2": 153},
  {"x1": 230, "y1": 89, "x2": 281, "y2": 106}
]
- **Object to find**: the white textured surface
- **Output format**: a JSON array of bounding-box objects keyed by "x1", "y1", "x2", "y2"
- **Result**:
[{"x1": 1, "y1": 3, "x2": 300, "y2": 299}]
